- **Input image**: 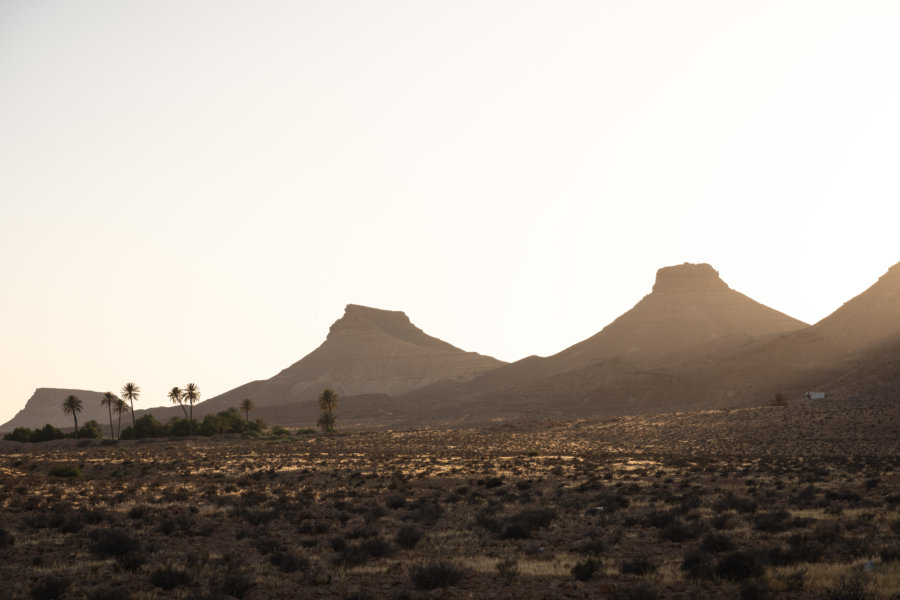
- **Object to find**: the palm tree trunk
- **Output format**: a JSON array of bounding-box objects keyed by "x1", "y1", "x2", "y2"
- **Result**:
[
  {"x1": 179, "y1": 402, "x2": 188, "y2": 419},
  {"x1": 189, "y1": 403, "x2": 193, "y2": 436},
  {"x1": 73, "y1": 414, "x2": 78, "y2": 438},
  {"x1": 107, "y1": 404, "x2": 114, "y2": 440},
  {"x1": 117, "y1": 412, "x2": 122, "y2": 439},
  {"x1": 129, "y1": 400, "x2": 135, "y2": 428}
]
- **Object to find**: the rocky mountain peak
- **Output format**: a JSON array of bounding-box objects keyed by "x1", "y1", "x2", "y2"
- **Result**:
[
  {"x1": 652, "y1": 263, "x2": 730, "y2": 293},
  {"x1": 326, "y1": 304, "x2": 455, "y2": 351}
]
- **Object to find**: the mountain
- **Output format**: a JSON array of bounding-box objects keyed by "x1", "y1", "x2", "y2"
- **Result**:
[
  {"x1": 557, "y1": 262, "x2": 808, "y2": 368},
  {"x1": 812, "y1": 261, "x2": 900, "y2": 352},
  {"x1": 197, "y1": 304, "x2": 505, "y2": 414},
  {"x1": 1, "y1": 388, "x2": 108, "y2": 432},
  {"x1": 399, "y1": 263, "x2": 810, "y2": 422}
]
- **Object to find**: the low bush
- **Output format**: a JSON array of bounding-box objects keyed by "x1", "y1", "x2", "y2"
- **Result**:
[
  {"x1": 49, "y1": 465, "x2": 82, "y2": 478},
  {"x1": 0, "y1": 527, "x2": 15, "y2": 548},
  {"x1": 30, "y1": 575, "x2": 71, "y2": 600},
  {"x1": 150, "y1": 565, "x2": 192, "y2": 590},
  {"x1": 91, "y1": 528, "x2": 141, "y2": 558},
  {"x1": 571, "y1": 558, "x2": 599, "y2": 581},
  {"x1": 681, "y1": 550, "x2": 715, "y2": 580},
  {"x1": 715, "y1": 551, "x2": 765, "y2": 582},
  {"x1": 218, "y1": 572, "x2": 255, "y2": 599},
  {"x1": 700, "y1": 532, "x2": 735, "y2": 553},
  {"x1": 88, "y1": 586, "x2": 131, "y2": 600},
  {"x1": 395, "y1": 525, "x2": 423, "y2": 549},
  {"x1": 269, "y1": 550, "x2": 310, "y2": 573},
  {"x1": 409, "y1": 561, "x2": 464, "y2": 590},
  {"x1": 496, "y1": 556, "x2": 519, "y2": 585},
  {"x1": 824, "y1": 573, "x2": 874, "y2": 600},
  {"x1": 621, "y1": 555, "x2": 657, "y2": 575},
  {"x1": 614, "y1": 582, "x2": 659, "y2": 600}
]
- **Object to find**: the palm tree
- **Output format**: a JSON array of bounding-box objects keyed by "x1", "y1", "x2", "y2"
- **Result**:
[
  {"x1": 183, "y1": 383, "x2": 200, "y2": 435},
  {"x1": 62, "y1": 395, "x2": 83, "y2": 437},
  {"x1": 121, "y1": 382, "x2": 140, "y2": 429},
  {"x1": 168, "y1": 386, "x2": 187, "y2": 418},
  {"x1": 113, "y1": 397, "x2": 129, "y2": 439},
  {"x1": 317, "y1": 389, "x2": 338, "y2": 433},
  {"x1": 240, "y1": 398, "x2": 255, "y2": 422},
  {"x1": 101, "y1": 392, "x2": 118, "y2": 440}
]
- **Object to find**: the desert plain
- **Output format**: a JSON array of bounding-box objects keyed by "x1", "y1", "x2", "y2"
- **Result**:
[{"x1": 1, "y1": 397, "x2": 899, "y2": 600}]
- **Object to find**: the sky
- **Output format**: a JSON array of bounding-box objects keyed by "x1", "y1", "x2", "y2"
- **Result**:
[{"x1": 2, "y1": 1, "x2": 899, "y2": 425}]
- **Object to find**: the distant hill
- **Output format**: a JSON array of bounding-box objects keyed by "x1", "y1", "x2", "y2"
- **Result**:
[{"x1": 1, "y1": 388, "x2": 108, "y2": 432}]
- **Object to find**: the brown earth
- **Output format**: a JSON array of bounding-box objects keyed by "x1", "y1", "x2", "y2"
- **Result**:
[{"x1": 1, "y1": 397, "x2": 898, "y2": 599}]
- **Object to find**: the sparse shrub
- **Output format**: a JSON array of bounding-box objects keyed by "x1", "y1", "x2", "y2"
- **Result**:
[
  {"x1": 384, "y1": 494, "x2": 407, "y2": 509},
  {"x1": 770, "y1": 393, "x2": 787, "y2": 406},
  {"x1": 88, "y1": 586, "x2": 131, "y2": 600},
  {"x1": 59, "y1": 514, "x2": 85, "y2": 534},
  {"x1": 269, "y1": 550, "x2": 310, "y2": 573},
  {"x1": 575, "y1": 535, "x2": 606, "y2": 556},
  {"x1": 496, "y1": 556, "x2": 519, "y2": 585},
  {"x1": 571, "y1": 558, "x2": 599, "y2": 581},
  {"x1": 813, "y1": 520, "x2": 843, "y2": 543},
  {"x1": 328, "y1": 535, "x2": 347, "y2": 552},
  {"x1": 150, "y1": 564, "x2": 192, "y2": 590},
  {"x1": 49, "y1": 465, "x2": 81, "y2": 478},
  {"x1": 681, "y1": 550, "x2": 715, "y2": 580},
  {"x1": 91, "y1": 527, "x2": 141, "y2": 558},
  {"x1": 127, "y1": 504, "x2": 152, "y2": 520},
  {"x1": 500, "y1": 507, "x2": 556, "y2": 539},
  {"x1": 614, "y1": 582, "x2": 659, "y2": 600},
  {"x1": 739, "y1": 579, "x2": 772, "y2": 600},
  {"x1": 0, "y1": 527, "x2": 15, "y2": 548},
  {"x1": 250, "y1": 535, "x2": 284, "y2": 555},
  {"x1": 880, "y1": 545, "x2": 900, "y2": 563},
  {"x1": 116, "y1": 552, "x2": 146, "y2": 572},
  {"x1": 753, "y1": 509, "x2": 792, "y2": 532},
  {"x1": 701, "y1": 532, "x2": 735, "y2": 553},
  {"x1": 336, "y1": 537, "x2": 391, "y2": 566},
  {"x1": 659, "y1": 520, "x2": 705, "y2": 542},
  {"x1": 713, "y1": 493, "x2": 757, "y2": 514},
  {"x1": 621, "y1": 555, "x2": 657, "y2": 575},
  {"x1": 711, "y1": 513, "x2": 738, "y2": 530},
  {"x1": 218, "y1": 572, "x2": 255, "y2": 598},
  {"x1": 715, "y1": 550, "x2": 764, "y2": 581},
  {"x1": 408, "y1": 561, "x2": 464, "y2": 590},
  {"x1": 395, "y1": 525, "x2": 423, "y2": 549},
  {"x1": 770, "y1": 568, "x2": 806, "y2": 593},
  {"x1": 30, "y1": 575, "x2": 71, "y2": 600},
  {"x1": 824, "y1": 573, "x2": 874, "y2": 600}
]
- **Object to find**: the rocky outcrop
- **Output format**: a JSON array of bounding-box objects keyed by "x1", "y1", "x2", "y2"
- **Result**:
[
  {"x1": 200, "y1": 304, "x2": 505, "y2": 412},
  {"x1": 1, "y1": 388, "x2": 108, "y2": 432}
]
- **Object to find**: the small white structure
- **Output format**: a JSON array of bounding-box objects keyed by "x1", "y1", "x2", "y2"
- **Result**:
[{"x1": 806, "y1": 391, "x2": 826, "y2": 400}]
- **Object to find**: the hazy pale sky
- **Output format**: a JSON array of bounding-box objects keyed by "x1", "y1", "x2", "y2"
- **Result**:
[{"x1": 2, "y1": 1, "x2": 899, "y2": 424}]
